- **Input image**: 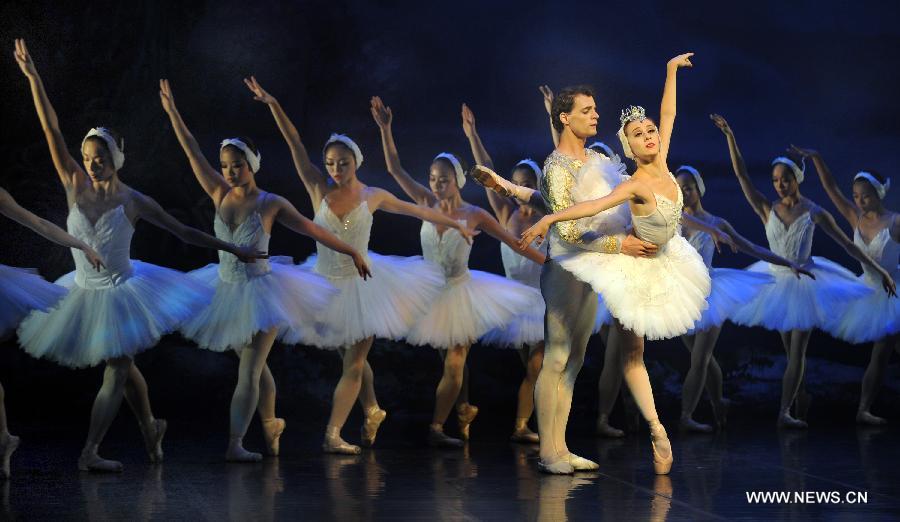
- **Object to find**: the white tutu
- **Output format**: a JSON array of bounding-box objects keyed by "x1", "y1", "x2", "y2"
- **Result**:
[
  {"x1": 731, "y1": 257, "x2": 873, "y2": 333},
  {"x1": 300, "y1": 252, "x2": 444, "y2": 348},
  {"x1": 689, "y1": 268, "x2": 774, "y2": 333},
  {"x1": 0, "y1": 264, "x2": 67, "y2": 336},
  {"x1": 181, "y1": 258, "x2": 338, "y2": 351},
  {"x1": 832, "y1": 274, "x2": 900, "y2": 344},
  {"x1": 556, "y1": 235, "x2": 711, "y2": 340},
  {"x1": 18, "y1": 261, "x2": 210, "y2": 368},
  {"x1": 408, "y1": 270, "x2": 539, "y2": 349}
]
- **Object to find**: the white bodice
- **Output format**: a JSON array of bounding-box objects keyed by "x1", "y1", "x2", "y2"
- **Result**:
[
  {"x1": 765, "y1": 209, "x2": 814, "y2": 265},
  {"x1": 213, "y1": 210, "x2": 271, "y2": 283},
  {"x1": 855, "y1": 227, "x2": 900, "y2": 285},
  {"x1": 686, "y1": 229, "x2": 715, "y2": 268},
  {"x1": 632, "y1": 175, "x2": 683, "y2": 247},
  {"x1": 420, "y1": 220, "x2": 471, "y2": 282},
  {"x1": 67, "y1": 204, "x2": 134, "y2": 289},
  {"x1": 501, "y1": 239, "x2": 547, "y2": 288},
  {"x1": 312, "y1": 200, "x2": 372, "y2": 278}
]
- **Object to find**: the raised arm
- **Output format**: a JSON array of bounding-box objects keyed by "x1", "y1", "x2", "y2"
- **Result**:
[
  {"x1": 791, "y1": 146, "x2": 858, "y2": 228},
  {"x1": 270, "y1": 195, "x2": 371, "y2": 279},
  {"x1": 710, "y1": 114, "x2": 771, "y2": 222},
  {"x1": 244, "y1": 76, "x2": 329, "y2": 205},
  {"x1": 371, "y1": 188, "x2": 477, "y2": 244},
  {"x1": 812, "y1": 206, "x2": 896, "y2": 296},
  {"x1": 0, "y1": 187, "x2": 105, "y2": 270},
  {"x1": 461, "y1": 104, "x2": 515, "y2": 223},
  {"x1": 14, "y1": 39, "x2": 84, "y2": 187},
  {"x1": 716, "y1": 219, "x2": 813, "y2": 279},
  {"x1": 539, "y1": 85, "x2": 560, "y2": 147},
  {"x1": 370, "y1": 96, "x2": 436, "y2": 206},
  {"x1": 469, "y1": 207, "x2": 545, "y2": 264},
  {"x1": 159, "y1": 79, "x2": 230, "y2": 204},
  {"x1": 657, "y1": 53, "x2": 693, "y2": 167}
]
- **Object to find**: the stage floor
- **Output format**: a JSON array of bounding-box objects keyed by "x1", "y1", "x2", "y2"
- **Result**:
[{"x1": 3, "y1": 418, "x2": 899, "y2": 521}]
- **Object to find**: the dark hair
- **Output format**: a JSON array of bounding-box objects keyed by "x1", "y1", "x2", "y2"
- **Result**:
[
  {"x1": 84, "y1": 127, "x2": 124, "y2": 155},
  {"x1": 511, "y1": 165, "x2": 538, "y2": 185},
  {"x1": 855, "y1": 169, "x2": 886, "y2": 184},
  {"x1": 323, "y1": 141, "x2": 355, "y2": 162},
  {"x1": 551, "y1": 85, "x2": 594, "y2": 133}
]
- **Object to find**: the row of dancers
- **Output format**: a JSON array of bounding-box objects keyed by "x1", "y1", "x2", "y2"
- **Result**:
[{"x1": 0, "y1": 41, "x2": 896, "y2": 478}]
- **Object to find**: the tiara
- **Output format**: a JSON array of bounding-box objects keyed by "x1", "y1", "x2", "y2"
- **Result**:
[{"x1": 619, "y1": 105, "x2": 646, "y2": 127}]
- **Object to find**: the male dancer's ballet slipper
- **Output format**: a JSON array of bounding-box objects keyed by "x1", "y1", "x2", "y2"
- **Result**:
[
  {"x1": 856, "y1": 411, "x2": 888, "y2": 426},
  {"x1": 595, "y1": 415, "x2": 626, "y2": 438},
  {"x1": 428, "y1": 425, "x2": 464, "y2": 449},
  {"x1": 323, "y1": 427, "x2": 361, "y2": 455},
  {"x1": 650, "y1": 422, "x2": 673, "y2": 475},
  {"x1": 226, "y1": 436, "x2": 263, "y2": 462},
  {"x1": 262, "y1": 418, "x2": 286, "y2": 456},
  {"x1": 777, "y1": 412, "x2": 808, "y2": 430},
  {"x1": 78, "y1": 451, "x2": 124, "y2": 473},
  {"x1": 510, "y1": 427, "x2": 540, "y2": 444},
  {"x1": 360, "y1": 407, "x2": 387, "y2": 448},
  {"x1": 568, "y1": 453, "x2": 600, "y2": 471},
  {"x1": 537, "y1": 458, "x2": 574, "y2": 475},
  {"x1": 140, "y1": 418, "x2": 167, "y2": 463},
  {"x1": 679, "y1": 417, "x2": 714, "y2": 434},
  {"x1": 470, "y1": 166, "x2": 515, "y2": 198},
  {"x1": 0, "y1": 435, "x2": 20, "y2": 479},
  {"x1": 456, "y1": 403, "x2": 479, "y2": 441}
]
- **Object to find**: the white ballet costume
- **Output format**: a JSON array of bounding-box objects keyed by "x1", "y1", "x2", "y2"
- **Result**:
[
  {"x1": 181, "y1": 197, "x2": 338, "y2": 351},
  {"x1": 685, "y1": 229, "x2": 774, "y2": 333},
  {"x1": 554, "y1": 171, "x2": 711, "y2": 341},
  {"x1": 731, "y1": 209, "x2": 872, "y2": 333},
  {"x1": 406, "y1": 220, "x2": 543, "y2": 349},
  {"x1": 832, "y1": 227, "x2": 900, "y2": 343},
  {"x1": 18, "y1": 205, "x2": 210, "y2": 368},
  {"x1": 299, "y1": 200, "x2": 444, "y2": 348},
  {"x1": 0, "y1": 265, "x2": 67, "y2": 336}
]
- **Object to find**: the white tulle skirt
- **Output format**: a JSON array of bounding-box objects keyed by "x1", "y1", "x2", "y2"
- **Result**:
[
  {"x1": 688, "y1": 268, "x2": 774, "y2": 333},
  {"x1": 300, "y1": 252, "x2": 444, "y2": 348},
  {"x1": 555, "y1": 235, "x2": 711, "y2": 340},
  {"x1": 408, "y1": 270, "x2": 539, "y2": 349},
  {"x1": 731, "y1": 257, "x2": 873, "y2": 333},
  {"x1": 181, "y1": 260, "x2": 338, "y2": 352},
  {"x1": 832, "y1": 274, "x2": 900, "y2": 344},
  {"x1": 0, "y1": 264, "x2": 67, "y2": 336},
  {"x1": 18, "y1": 261, "x2": 210, "y2": 368}
]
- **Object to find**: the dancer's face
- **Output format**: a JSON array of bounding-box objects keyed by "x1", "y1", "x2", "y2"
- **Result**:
[
  {"x1": 219, "y1": 147, "x2": 254, "y2": 187},
  {"x1": 81, "y1": 139, "x2": 116, "y2": 182},
  {"x1": 624, "y1": 119, "x2": 659, "y2": 161},
  {"x1": 511, "y1": 167, "x2": 538, "y2": 191},
  {"x1": 676, "y1": 173, "x2": 701, "y2": 207},
  {"x1": 853, "y1": 180, "x2": 882, "y2": 212},
  {"x1": 429, "y1": 161, "x2": 458, "y2": 199},
  {"x1": 324, "y1": 145, "x2": 357, "y2": 185},
  {"x1": 560, "y1": 95, "x2": 598, "y2": 139},
  {"x1": 771, "y1": 164, "x2": 798, "y2": 198}
]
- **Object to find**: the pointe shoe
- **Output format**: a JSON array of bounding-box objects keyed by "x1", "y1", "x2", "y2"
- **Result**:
[
  {"x1": 361, "y1": 408, "x2": 387, "y2": 448},
  {"x1": 1, "y1": 435, "x2": 20, "y2": 480},
  {"x1": 537, "y1": 458, "x2": 574, "y2": 475},
  {"x1": 649, "y1": 423, "x2": 673, "y2": 475},
  {"x1": 140, "y1": 419, "x2": 167, "y2": 463},
  {"x1": 428, "y1": 426, "x2": 464, "y2": 448},
  {"x1": 856, "y1": 411, "x2": 888, "y2": 426},
  {"x1": 510, "y1": 427, "x2": 540, "y2": 444},
  {"x1": 595, "y1": 416, "x2": 626, "y2": 438},
  {"x1": 470, "y1": 166, "x2": 516, "y2": 198},
  {"x1": 322, "y1": 430, "x2": 361, "y2": 455},
  {"x1": 777, "y1": 412, "x2": 808, "y2": 430},
  {"x1": 262, "y1": 418, "x2": 286, "y2": 456},
  {"x1": 679, "y1": 417, "x2": 714, "y2": 434},
  {"x1": 78, "y1": 450, "x2": 124, "y2": 473},
  {"x1": 567, "y1": 453, "x2": 600, "y2": 471},
  {"x1": 456, "y1": 403, "x2": 479, "y2": 441}
]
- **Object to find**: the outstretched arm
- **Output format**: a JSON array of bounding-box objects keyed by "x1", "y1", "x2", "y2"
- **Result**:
[
  {"x1": 0, "y1": 187, "x2": 105, "y2": 270},
  {"x1": 159, "y1": 79, "x2": 230, "y2": 204},
  {"x1": 461, "y1": 104, "x2": 515, "y2": 223},
  {"x1": 370, "y1": 96, "x2": 436, "y2": 206},
  {"x1": 716, "y1": 219, "x2": 814, "y2": 279},
  {"x1": 791, "y1": 145, "x2": 858, "y2": 228},
  {"x1": 244, "y1": 76, "x2": 329, "y2": 206},
  {"x1": 658, "y1": 53, "x2": 693, "y2": 166},
  {"x1": 470, "y1": 208, "x2": 545, "y2": 264},
  {"x1": 372, "y1": 188, "x2": 477, "y2": 244},
  {"x1": 681, "y1": 212, "x2": 736, "y2": 253},
  {"x1": 539, "y1": 85, "x2": 560, "y2": 148},
  {"x1": 14, "y1": 39, "x2": 84, "y2": 188},
  {"x1": 710, "y1": 114, "x2": 771, "y2": 222}
]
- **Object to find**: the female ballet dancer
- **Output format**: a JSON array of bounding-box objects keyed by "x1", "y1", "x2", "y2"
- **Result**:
[
  {"x1": 674, "y1": 165, "x2": 814, "y2": 432},
  {"x1": 459, "y1": 103, "x2": 546, "y2": 444},
  {"x1": 244, "y1": 77, "x2": 476, "y2": 455},
  {"x1": 709, "y1": 113, "x2": 895, "y2": 428},
  {"x1": 13, "y1": 39, "x2": 263, "y2": 472},
  {"x1": 789, "y1": 146, "x2": 899, "y2": 425},
  {"x1": 0, "y1": 187, "x2": 106, "y2": 479},
  {"x1": 160, "y1": 80, "x2": 372, "y2": 461},
  {"x1": 370, "y1": 96, "x2": 546, "y2": 447}
]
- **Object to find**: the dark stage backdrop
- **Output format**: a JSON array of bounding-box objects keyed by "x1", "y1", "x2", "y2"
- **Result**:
[{"x1": 0, "y1": 1, "x2": 897, "y2": 430}]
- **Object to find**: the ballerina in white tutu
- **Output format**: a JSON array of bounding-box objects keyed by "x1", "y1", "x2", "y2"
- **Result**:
[
  {"x1": 709, "y1": 114, "x2": 895, "y2": 428},
  {"x1": 790, "y1": 146, "x2": 900, "y2": 425},
  {"x1": 371, "y1": 96, "x2": 546, "y2": 447},
  {"x1": 245, "y1": 78, "x2": 476, "y2": 455},
  {"x1": 674, "y1": 165, "x2": 814, "y2": 433},
  {"x1": 159, "y1": 80, "x2": 371, "y2": 462},
  {"x1": 0, "y1": 187, "x2": 107, "y2": 479},
  {"x1": 14, "y1": 39, "x2": 263, "y2": 472}
]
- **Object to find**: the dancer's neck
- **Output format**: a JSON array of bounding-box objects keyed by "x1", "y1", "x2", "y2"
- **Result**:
[{"x1": 557, "y1": 131, "x2": 587, "y2": 162}]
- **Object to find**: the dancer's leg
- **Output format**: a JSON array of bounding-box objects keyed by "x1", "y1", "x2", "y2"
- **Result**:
[
  {"x1": 324, "y1": 336, "x2": 374, "y2": 454},
  {"x1": 596, "y1": 331, "x2": 625, "y2": 437},
  {"x1": 227, "y1": 328, "x2": 277, "y2": 462},
  {"x1": 778, "y1": 329, "x2": 812, "y2": 428},
  {"x1": 428, "y1": 344, "x2": 472, "y2": 447},
  {"x1": 256, "y1": 363, "x2": 285, "y2": 456},
  {"x1": 513, "y1": 342, "x2": 543, "y2": 442},
  {"x1": 357, "y1": 361, "x2": 379, "y2": 412},
  {"x1": 0, "y1": 382, "x2": 19, "y2": 479},
  {"x1": 79, "y1": 356, "x2": 134, "y2": 472},
  {"x1": 857, "y1": 334, "x2": 897, "y2": 425},
  {"x1": 123, "y1": 365, "x2": 166, "y2": 462},
  {"x1": 679, "y1": 326, "x2": 722, "y2": 432}
]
